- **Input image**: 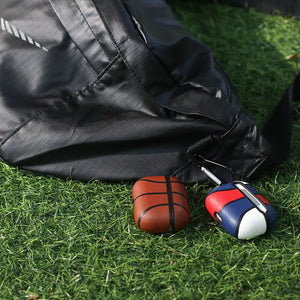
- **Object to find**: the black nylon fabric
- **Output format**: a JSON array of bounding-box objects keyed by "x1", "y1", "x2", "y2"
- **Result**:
[{"x1": 0, "y1": 0, "x2": 294, "y2": 184}]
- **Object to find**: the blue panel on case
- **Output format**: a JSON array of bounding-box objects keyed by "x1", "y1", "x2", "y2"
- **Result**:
[
  {"x1": 266, "y1": 204, "x2": 277, "y2": 229},
  {"x1": 219, "y1": 197, "x2": 254, "y2": 237}
]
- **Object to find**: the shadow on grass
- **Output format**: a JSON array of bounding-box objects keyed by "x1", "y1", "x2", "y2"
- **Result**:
[{"x1": 167, "y1": 0, "x2": 300, "y2": 234}]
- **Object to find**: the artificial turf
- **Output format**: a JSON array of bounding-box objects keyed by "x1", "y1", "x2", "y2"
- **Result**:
[{"x1": 0, "y1": 1, "x2": 299, "y2": 299}]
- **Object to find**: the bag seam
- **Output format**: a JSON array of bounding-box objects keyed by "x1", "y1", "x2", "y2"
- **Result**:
[
  {"x1": 0, "y1": 111, "x2": 43, "y2": 148},
  {"x1": 73, "y1": 0, "x2": 111, "y2": 60},
  {"x1": 72, "y1": 53, "x2": 121, "y2": 98}
]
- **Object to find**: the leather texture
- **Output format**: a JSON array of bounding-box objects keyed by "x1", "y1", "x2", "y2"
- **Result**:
[{"x1": 0, "y1": 0, "x2": 295, "y2": 184}]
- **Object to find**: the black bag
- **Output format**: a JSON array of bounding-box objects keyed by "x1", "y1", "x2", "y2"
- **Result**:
[{"x1": 0, "y1": 0, "x2": 299, "y2": 184}]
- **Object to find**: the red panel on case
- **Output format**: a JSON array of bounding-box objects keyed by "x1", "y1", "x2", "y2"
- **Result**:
[{"x1": 205, "y1": 188, "x2": 244, "y2": 220}]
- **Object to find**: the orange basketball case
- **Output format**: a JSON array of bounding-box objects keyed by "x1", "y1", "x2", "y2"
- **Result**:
[{"x1": 132, "y1": 176, "x2": 190, "y2": 233}]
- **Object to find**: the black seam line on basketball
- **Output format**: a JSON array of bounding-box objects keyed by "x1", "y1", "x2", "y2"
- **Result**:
[
  {"x1": 137, "y1": 203, "x2": 168, "y2": 228},
  {"x1": 133, "y1": 191, "x2": 187, "y2": 202},
  {"x1": 173, "y1": 203, "x2": 189, "y2": 214},
  {"x1": 133, "y1": 192, "x2": 166, "y2": 203},
  {"x1": 137, "y1": 179, "x2": 181, "y2": 184},
  {"x1": 136, "y1": 203, "x2": 189, "y2": 228},
  {"x1": 166, "y1": 176, "x2": 175, "y2": 233}
]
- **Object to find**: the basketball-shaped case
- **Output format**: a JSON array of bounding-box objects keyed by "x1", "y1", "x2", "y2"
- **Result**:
[{"x1": 132, "y1": 176, "x2": 190, "y2": 233}]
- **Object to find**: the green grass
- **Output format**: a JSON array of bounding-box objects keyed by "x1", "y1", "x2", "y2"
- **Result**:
[{"x1": 0, "y1": 1, "x2": 299, "y2": 299}]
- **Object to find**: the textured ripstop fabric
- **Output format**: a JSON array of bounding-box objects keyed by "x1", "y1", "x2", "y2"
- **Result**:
[{"x1": 0, "y1": 0, "x2": 298, "y2": 184}]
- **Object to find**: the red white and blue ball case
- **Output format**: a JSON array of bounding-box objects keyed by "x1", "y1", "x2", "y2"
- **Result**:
[{"x1": 205, "y1": 182, "x2": 277, "y2": 239}]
